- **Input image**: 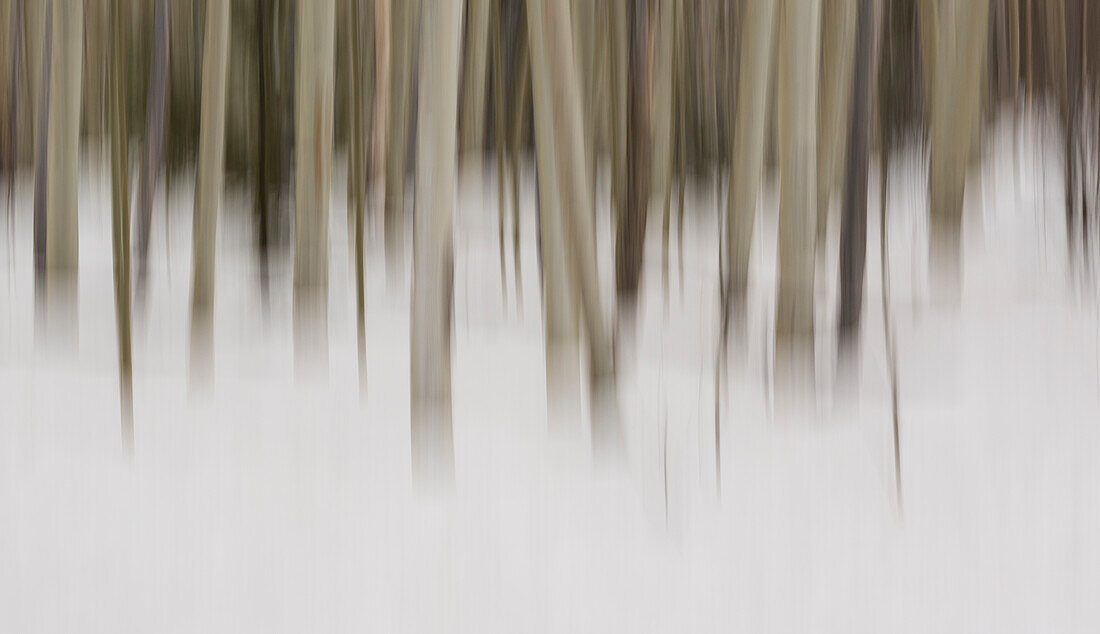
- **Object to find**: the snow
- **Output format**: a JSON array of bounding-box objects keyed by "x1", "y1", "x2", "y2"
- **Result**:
[{"x1": 2, "y1": 114, "x2": 1099, "y2": 632}]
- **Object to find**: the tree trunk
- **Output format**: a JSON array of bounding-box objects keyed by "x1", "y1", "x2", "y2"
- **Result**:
[
  {"x1": 926, "y1": 0, "x2": 989, "y2": 304},
  {"x1": 727, "y1": 0, "x2": 777, "y2": 319},
  {"x1": 373, "y1": 0, "x2": 390, "y2": 210},
  {"x1": 349, "y1": 0, "x2": 370, "y2": 397},
  {"x1": 815, "y1": 0, "x2": 858, "y2": 257},
  {"x1": 530, "y1": 0, "x2": 622, "y2": 456},
  {"x1": 109, "y1": 0, "x2": 133, "y2": 448},
  {"x1": 460, "y1": 0, "x2": 491, "y2": 155},
  {"x1": 30, "y1": 0, "x2": 49, "y2": 324},
  {"x1": 255, "y1": 0, "x2": 273, "y2": 307},
  {"x1": 493, "y1": 0, "x2": 508, "y2": 300},
  {"x1": 5, "y1": 0, "x2": 25, "y2": 241},
  {"x1": 614, "y1": 0, "x2": 651, "y2": 320},
  {"x1": 837, "y1": 0, "x2": 876, "y2": 359},
  {"x1": 529, "y1": 0, "x2": 581, "y2": 428},
  {"x1": 652, "y1": 0, "x2": 675, "y2": 303},
  {"x1": 293, "y1": 0, "x2": 336, "y2": 374},
  {"x1": 134, "y1": 0, "x2": 169, "y2": 305},
  {"x1": 188, "y1": 0, "x2": 231, "y2": 385},
  {"x1": 774, "y1": 0, "x2": 822, "y2": 393},
  {"x1": 411, "y1": 0, "x2": 464, "y2": 483},
  {"x1": 384, "y1": 0, "x2": 418, "y2": 289},
  {"x1": 43, "y1": 0, "x2": 81, "y2": 346}
]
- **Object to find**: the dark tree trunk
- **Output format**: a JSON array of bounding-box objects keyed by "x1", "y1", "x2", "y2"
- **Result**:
[
  {"x1": 614, "y1": 0, "x2": 650, "y2": 316},
  {"x1": 109, "y1": 0, "x2": 133, "y2": 447},
  {"x1": 837, "y1": 0, "x2": 875, "y2": 351},
  {"x1": 255, "y1": 0, "x2": 272, "y2": 306},
  {"x1": 6, "y1": 0, "x2": 25, "y2": 228},
  {"x1": 134, "y1": 0, "x2": 169, "y2": 304},
  {"x1": 33, "y1": 0, "x2": 52, "y2": 318}
]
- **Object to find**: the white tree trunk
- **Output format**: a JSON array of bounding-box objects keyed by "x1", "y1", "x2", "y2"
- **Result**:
[
  {"x1": 411, "y1": 0, "x2": 464, "y2": 483},
  {"x1": 774, "y1": 0, "x2": 822, "y2": 394},
  {"x1": 188, "y1": 0, "x2": 231, "y2": 385},
  {"x1": 43, "y1": 0, "x2": 82, "y2": 346},
  {"x1": 294, "y1": 0, "x2": 336, "y2": 374}
]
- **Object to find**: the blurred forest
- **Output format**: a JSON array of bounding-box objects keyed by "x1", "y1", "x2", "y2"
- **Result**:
[{"x1": 2, "y1": 0, "x2": 1100, "y2": 483}]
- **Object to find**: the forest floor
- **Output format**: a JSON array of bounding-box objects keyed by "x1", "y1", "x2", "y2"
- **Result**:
[{"x1": 2, "y1": 113, "x2": 1099, "y2": 633}]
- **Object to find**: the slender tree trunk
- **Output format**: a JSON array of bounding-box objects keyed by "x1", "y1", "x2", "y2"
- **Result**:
[
  {"x1": 43, "y1": 0, "x2": 81, "y2": 346},
  {"x1": 384, "y1": 0, "x2": 418, "y2": 289},
  {"x1": 460, "y1": 0, "x2": 491, "y2": 155},
  {"x1": 294, "y1": 0, "x2": 336, "y2": 374},
  {"x1": 493, "y1": 0, "x2": 508, "y2": 301},
  {"x1": 5, "y1": 0, "x2": 25, "y2": 253},
  {"x1": 614, "y1": 0, "x2": 651, "y2": 321},
  {"x1": 349, "y1": 0, "x2": 370, "y2": 396},
  {"x1": 608, "y1": 0, "x2": 628, "y2": 233},
  {"x1": 188, "y1": 0, "x2": 231, "y2": 385},
  {"x1": 109, "y1": 0, "x2": 133, "y2": 448},
  {"x1": 837, "y1": 0, "x2": 876, "y2": 359},
  {"x1": 774, "y1": 0, "x2": 822, "y2": 393},
  {"x1": 727, "y1": 0, "x2": 777, "y2": 320},
  {"x1": 652, "y1": 0, "x2": 675, "y2": 304},
  {"x1": 880, "y1": 126, "x2": 902, "y2": 515},
  {"x1": 255, "y1": 0, "x2": 272, "y2": 307},
  {"x1": 573, "y1": 0, "x2": 599, "y2": 230},
  {"x1": 509, "y1": 18, "x2": 529, "y2": 306},
  {"x1": 411, "y1": 0, "x2": 464, "y2": 483},
  {"x1": 815, "y1": 0, "x2": 858, "y2": 257},
  {"x1": 134, "y1": 0, "x2": 169, "y2": 305},
  {"x1": 30, "y1": 0, "x2": 50, "y2": 323},
  {"x1": 373, "y1": 0, "x2": 390, "y2": 212}
]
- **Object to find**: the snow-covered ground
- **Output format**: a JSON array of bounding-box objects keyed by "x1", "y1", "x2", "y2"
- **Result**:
[{"x1": 2, "y1": 113, "x2": 1099, "y2": 633}]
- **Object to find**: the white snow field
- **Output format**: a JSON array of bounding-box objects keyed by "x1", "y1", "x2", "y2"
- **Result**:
[{"x1": 2, "y1": 115, "x2": 1100, "y2": 633}]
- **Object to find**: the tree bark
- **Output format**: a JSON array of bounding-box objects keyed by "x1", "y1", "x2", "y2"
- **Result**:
[
  {"x1": 815, "y1": 0, "x2": 859, "y2": 256},
  {"x1": 4, "y1": 0, "x2": 25, "y2": 242},
  {"x1": 132, "y1": 0, "x2": 167, "y2": 303},
  {"x1": 529, "y1": 0, "x2": 581, "y2": 429},
  {"x1": 293, "y1": 0, "x2": 336, "y2": 374},
  {"x1": 255, "y1": 0, "x2": 273, "y2": 306},
  {"x1": 188, "y1": 0, "x2": 231, "y2": 385},
  {"x1": 384, "y1": 0, "x2": 418, "y2": 289},
  {"x1": 727, "y1": 0, "x2": 777, "y2": 319},
  {"x1": 43, "y1": 0, "x2": 81, "y2": 346},
  {"x1": 614, "y1": 0, "x2": 651, "y2": 319},
  {"x1": 134, "y1": 0, "x2": 169, "y2": 305},
  {"x1": 774, "y1": 0, "x2": 822, "y2": 393},
  {"x1": 530, "y1": 0, "x2": 622, "y2": 456},
  {"x1": 411, "y1": 0, "x2": 464, "y2": 484},
  {"x1": 837, "y1": 0, "x2": 876, "y2": 357},
  {"x1": 109, "y1": 0, "x2": 133, "y2": 448},
  {"x1": 926, "y1": 0, "x2": 989, "y2": 304},
  {"x1": 460, "y1": 0, "x2": 491, "y2": 155},
  {"x1": 652, "y1": 0, "x2": 675, "y2": 303},
  {"x1": 30, "y1": 0, "x2": 50, "y2": 324},
  {"x1": 349, "y1": 0, "x2": 370, "y2": 397}
]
